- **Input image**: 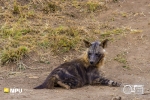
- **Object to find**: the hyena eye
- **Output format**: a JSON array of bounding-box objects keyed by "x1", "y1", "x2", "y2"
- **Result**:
[
  {"x1": 88, "y1": 52, "x2": 92, "y2": 55},
  {"x1": 95, "y1": 53, "x2": 99, "y2": 56}
]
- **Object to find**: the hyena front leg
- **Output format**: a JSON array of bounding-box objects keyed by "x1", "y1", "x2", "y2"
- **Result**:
[{"x1": 92, "y1": 77, "x2": 121, "y2": 87}]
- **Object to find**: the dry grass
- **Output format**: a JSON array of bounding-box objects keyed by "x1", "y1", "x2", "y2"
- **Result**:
[
  {"x1": 1, "y1": 46, "x2": 28, "y2": 65},
  {"x1": 0, "y1": 0, "x2": 142, "y2": 65},
  {"x1": 86, "y1": 1, "x2": 107, "y2": 12}
]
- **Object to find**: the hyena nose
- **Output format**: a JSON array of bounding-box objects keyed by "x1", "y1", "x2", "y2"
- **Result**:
[{"x1": 90, "y1": 61, "x2": 94, "y2": 65}]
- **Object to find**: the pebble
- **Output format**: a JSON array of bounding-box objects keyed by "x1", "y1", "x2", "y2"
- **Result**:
[
  {"x1": 0, "y1": 77, "x2": 3, "y2": 80},
  {"x1": 112, "y1": 96, "x2": 121, "y2": 100}
]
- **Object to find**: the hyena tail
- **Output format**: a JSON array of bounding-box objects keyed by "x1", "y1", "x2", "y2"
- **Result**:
[
  {"x1": 34, "y1": 84, "x2": 45, "y2": 89},
  {"x1": 34, "y1": 76, "x2": 56, "y2": 89}
]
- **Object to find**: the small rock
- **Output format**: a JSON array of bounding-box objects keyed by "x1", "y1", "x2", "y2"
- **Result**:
[
  {"x1": 0, "y1": 77, "x2": 3, "y2": 80},
  {"x1": 29, "y1": 76, "x2": 39, "y2": 79},
  {"x1": 112, "y1": 96, "x2": 121, "y2": 100}
]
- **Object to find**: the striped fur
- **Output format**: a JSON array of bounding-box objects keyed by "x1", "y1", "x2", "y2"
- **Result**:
[{"x1": 34, "y1": 39, "x2": 120, "y2": 89}]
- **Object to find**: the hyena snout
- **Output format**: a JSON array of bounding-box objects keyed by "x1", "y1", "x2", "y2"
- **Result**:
[
  {"x1": 89, "y1": 54, "x2": 99, "y2": 65},
  {"x1": 89, "y1": 56, "x2": 95, "y2": 65},
  {"x1": 89, "y1": 59, "x2": 98, "y2": 65},
  {"x1": 90, "y1": 61, "x2": 94, "y2": 65}
]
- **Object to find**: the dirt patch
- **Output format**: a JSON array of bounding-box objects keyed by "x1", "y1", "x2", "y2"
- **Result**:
[{"x1": 0, "y1": 0, "x2": 150, "y2": 100}]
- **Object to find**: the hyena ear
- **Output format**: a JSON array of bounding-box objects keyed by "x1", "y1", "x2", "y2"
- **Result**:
[
  {"x1": 101, "y1": 39, "x2": 109, "y2": 48},
  {"x1": 83, "y1": 40, "x2": 91, "y2": 48}
]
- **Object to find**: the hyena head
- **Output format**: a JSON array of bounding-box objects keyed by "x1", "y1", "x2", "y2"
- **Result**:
[{"x1": 83, "y1": 39, "x2": 109, "y2": 66}]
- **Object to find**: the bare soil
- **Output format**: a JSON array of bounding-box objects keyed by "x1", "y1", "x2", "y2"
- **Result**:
[{"x1": 0, "y1": 0, "x2": 150, "y2": 100}]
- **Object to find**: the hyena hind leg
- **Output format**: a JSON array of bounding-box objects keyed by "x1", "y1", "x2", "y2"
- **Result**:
[
  {"x1": 57, "y1": 81, "x2": 70, "y2": 89},
  {"x1": 46, "y1": 76, "x2": 56, "y2": 89},
  {"x1": 34, "y1": 76, "x2": 56, "y2": 89},
  {"x1": 46, "y1": 75, "x2": 70, "y2": 89}
]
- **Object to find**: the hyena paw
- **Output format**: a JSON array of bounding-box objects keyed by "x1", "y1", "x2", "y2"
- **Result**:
[
  {"x1": 65, "y1": 85, "x2": 71, "y2": 89},
  {"x1": 109, "y1": 80, "x2": 121, "y2": 87}
]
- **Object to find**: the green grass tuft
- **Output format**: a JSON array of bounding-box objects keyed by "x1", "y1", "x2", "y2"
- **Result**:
[
  {"x1": 114, "y1": 52, "x2": 127, "y2": 64},
  {"x1": 87, "y1": 1, "x2": 106, "y2": 13},
  {"x1": 114, "y1": 52, "x2": 130, "y2": 69},
  {"x1": 47, "y1": 27, "x2": 83, "y2": 54},
  {"x1": 13, "y1": 0, "x2": 20, "y2": 14},
  {"x1": 101, "y1": 28, "x2": 125, "y2": 37},
  {"x1": 43, "y1": 2, "x2": 61, "y2": 13},
  {"x1": 1, "y1": 46, "x2": 29, "y2": 65}
]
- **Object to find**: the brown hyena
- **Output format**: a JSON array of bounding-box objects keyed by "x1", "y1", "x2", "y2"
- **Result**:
[{"x1": 34, "y1": 39, "x2": 120, "y2": 89}]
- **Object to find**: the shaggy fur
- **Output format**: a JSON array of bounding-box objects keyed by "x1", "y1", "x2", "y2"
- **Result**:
[{"x1": 34, "y1": 39, "x2": 120, "y2": 89}]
